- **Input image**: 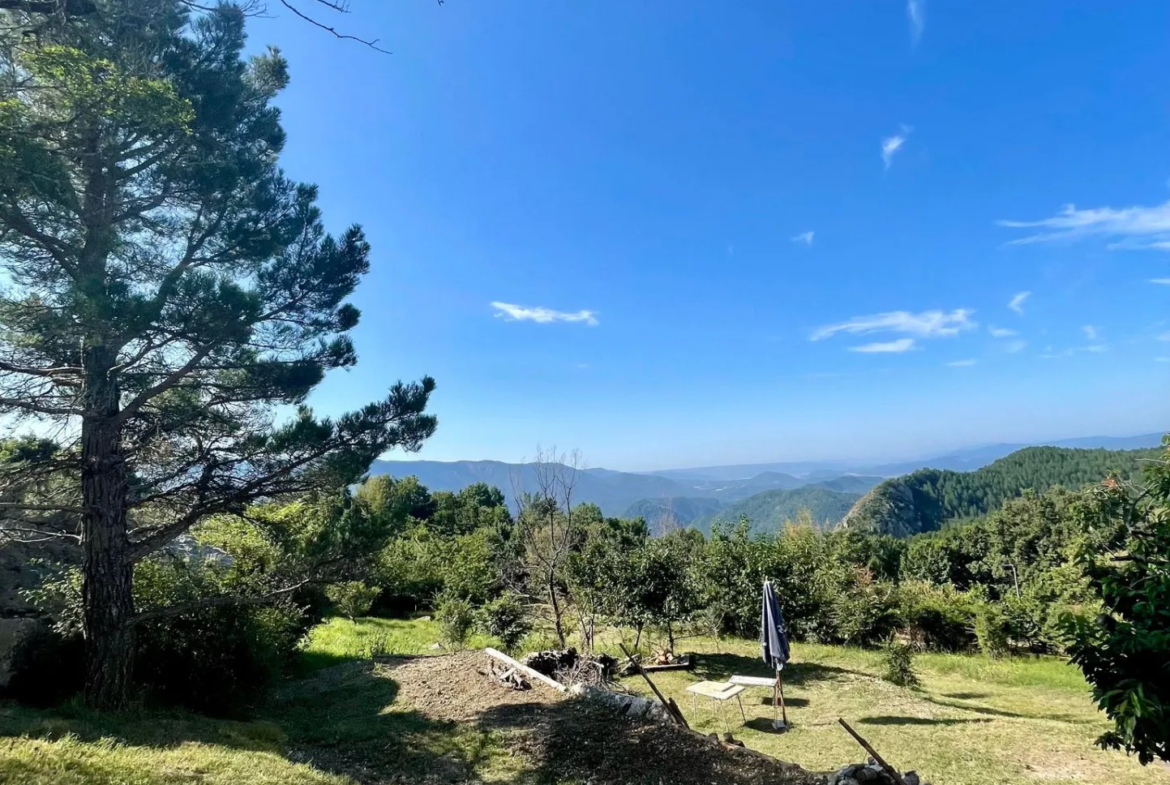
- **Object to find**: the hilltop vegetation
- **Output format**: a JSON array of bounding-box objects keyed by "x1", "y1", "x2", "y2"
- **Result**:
[
  {"x1": 695, "y1": 486, "x2": 861, "y2": 534},
  {"x1": 842, "y1": 446, "x2": 1159, "y2": 537}
]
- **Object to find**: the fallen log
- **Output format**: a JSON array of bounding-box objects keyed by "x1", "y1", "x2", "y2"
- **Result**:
[{"x1": 484, "y1": 648, "x2": 567, "y2": 693}]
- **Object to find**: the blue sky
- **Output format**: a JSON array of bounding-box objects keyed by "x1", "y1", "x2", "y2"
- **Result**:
[{"x1": 258, "y1": 0, "x2": 1170, "y2": 470}]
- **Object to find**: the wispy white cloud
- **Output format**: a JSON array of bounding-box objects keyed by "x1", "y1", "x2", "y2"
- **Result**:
[
  {"x1": 1008, "y1": 291, "x2": 1030, "y2": 315},
  {"x1": 491, "y1": 301, "x2": 599, "y2": 326},
  {"x1": 1085, "y1": 344, "x2": 1108, "y2": 353},
  {"x1": 1157, "y1": 357, "x2": 1170, "y2": 363},
  {"x1": 1006, "y1": 340, "x2": 1027, "y2": 354},
  {"x1": 1082, "y1": 325, "x2": 1098, "y2": 341},
  {"x1": 1158, "y1": 331, "x2": 1170, "y2": 342},
  {"x1": 812, "y1": 308, "x2": 975, "y2": 341},
  {"x1": 791, "y1": 231, "x2": 815, "y2": 246},
  {"x1": 907, "y1": 0, "x2": 925, "y2": 44},
  {"x1": 999, "y1": 201, "x2": 1170, "y2": 251},
  {"x1": 947, "y1": 358, "x2": 977, "y2": 367},
  {"x1": 882, "y1": 125, "x2": 912, "y2": 170},
  {"x1": 1151, "y1": 278, "x2": 1170, "y2": 285},
  {"x1": 988, "y1": 326, "x2": 1017, "y2": 338},
  {"x1": 850, "y1": 338, "x2": 916, "y2": 354}
]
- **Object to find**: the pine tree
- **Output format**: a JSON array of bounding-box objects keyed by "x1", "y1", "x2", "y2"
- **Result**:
[{"x1": 0, "y1": 1, "x2": 435, "y2": 708}]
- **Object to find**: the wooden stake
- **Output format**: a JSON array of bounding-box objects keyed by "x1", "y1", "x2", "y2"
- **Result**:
[
  {"x1": 484, "y1": 648, "x2": 567, "y2": 693},
  {"x1": 619, "y1": 643, "x2": 689, "y2": 728},
  {"x1": 837, "y1": 718, "x2": 908, "y2": 785}
]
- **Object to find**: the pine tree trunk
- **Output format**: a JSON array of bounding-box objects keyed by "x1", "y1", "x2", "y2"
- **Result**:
[{"x1": 81, "y1": 347, "x2": 133, "y2": 710}]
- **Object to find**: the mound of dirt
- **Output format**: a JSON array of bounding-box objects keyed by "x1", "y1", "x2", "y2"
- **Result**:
[
  {"x1": 382, "y1": 650, "x2": 564, "y2": 722},
  {"x1": 278, "y1": 652, "x2": 823, "y2": 785},
  {"x1": 390, "y1": 652, "x2": 822, "y2": 785}
]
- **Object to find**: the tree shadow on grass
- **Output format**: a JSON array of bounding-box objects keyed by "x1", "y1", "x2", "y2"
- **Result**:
[
  {"x1": 857, "y1": 715, "x2": 993, "y2": 727},
  {"x1": 477, "y1": 699, "x2": 822, "y2": 785},
  {"x1": 691, "y1": 652, "x2": 859, "y2": 687},
  {"x1": 919, "y1": 695, "x2": 1096, "y2": 725}
]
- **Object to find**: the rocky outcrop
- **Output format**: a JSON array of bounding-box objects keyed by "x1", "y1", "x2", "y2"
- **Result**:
[{"x1": 838, "y1": 480, "x2": 925, "y2": 538}]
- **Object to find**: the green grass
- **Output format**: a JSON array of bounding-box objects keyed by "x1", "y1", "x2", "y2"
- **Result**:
[
  {"x1": 2, "y1": 617, "x2": 1168, "y2": 785},
  {"x1": 612, "y1": 635, "x2": 1168, "y2": 785},
  {"x1": 297, "y1": 616, "x2": 497, "y2": 672}
]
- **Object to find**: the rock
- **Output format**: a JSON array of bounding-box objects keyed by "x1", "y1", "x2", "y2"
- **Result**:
[
  {"x1": 417, "y1": 615, "x2": 432, "y2": 622},
  {"x1": 0, "y1": 618, "x2": 42, "y2": 688},
  {"x1": 903, "y1": 772, "x2": 920, "y2": 785},
  {"x1": 429, "y1": 642, "x2": 443, "y2": 650},
  {"x1": 854, "y1": 766, "x2": 879, "y2": 782}
]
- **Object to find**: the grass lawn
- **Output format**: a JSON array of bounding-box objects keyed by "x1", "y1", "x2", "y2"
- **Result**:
[
  {"x1": 614, "y1": 635, "x2": 1168, "y2": 785},
  {"x1": 1, "y1": 617, "x2": 1167, "y2": 785}
]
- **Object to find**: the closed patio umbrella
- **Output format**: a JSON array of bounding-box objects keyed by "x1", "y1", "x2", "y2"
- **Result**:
[{"x1": 761, "y1": 579, "x2": 791, "y2": 729}]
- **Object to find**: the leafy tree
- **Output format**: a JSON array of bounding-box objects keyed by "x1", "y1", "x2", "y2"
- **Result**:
[
  {"x1": 1063, "y1": 461, "x2": 1170, "y2": 765},
  {"x1": 0, "y1": 2, "x2": 435, "y2": 707}
]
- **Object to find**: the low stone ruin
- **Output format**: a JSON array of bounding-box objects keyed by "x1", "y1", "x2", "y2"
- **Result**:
[{"x1": 828, "y1": 762, "x2": 931, "y2": 785}]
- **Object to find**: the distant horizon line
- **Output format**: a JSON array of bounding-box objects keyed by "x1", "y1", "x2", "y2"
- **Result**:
[{"x1": 374, "y1": 429, "x2": 1167, "y2": 475}]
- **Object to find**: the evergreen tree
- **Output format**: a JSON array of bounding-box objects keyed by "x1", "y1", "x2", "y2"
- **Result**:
[{"x1": 0, "y1": 1, "x2": 435, "y2": 707}]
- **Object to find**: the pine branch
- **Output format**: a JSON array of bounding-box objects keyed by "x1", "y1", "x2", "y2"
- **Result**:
[{"x1": 131, "y1": 579, "x2": 311, "y2": 625}]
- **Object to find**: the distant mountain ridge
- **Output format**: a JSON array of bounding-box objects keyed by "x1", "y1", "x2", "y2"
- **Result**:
[
  {"x1": 370, "y1": 432, "x2": 1164, "y2": 522},
  {"x1": 841, "y1": 445, "x2": 1161, "y2": 538}
]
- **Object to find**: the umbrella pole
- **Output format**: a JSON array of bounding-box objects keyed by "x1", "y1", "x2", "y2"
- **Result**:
[{"x1": 776, "y1": 669, "x2": 788, "y2": 726}]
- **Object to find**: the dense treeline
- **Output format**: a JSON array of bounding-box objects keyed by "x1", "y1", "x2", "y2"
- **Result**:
[{"x1": 843, "y1": 446, "x2": 1158, "y2": 537}]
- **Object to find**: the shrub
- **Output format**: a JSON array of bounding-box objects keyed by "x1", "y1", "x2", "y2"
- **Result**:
[
  {"x1": 881, "y1": 638, "x2": 920, "y2": 688},
  {"x1": 5, "y1": 625, "x2": 85, "y2": 706},
  {"x1": 830, "y1": 573, "x2": 899, "y2": 646},
  {"x1": 435, "y1": 593, "x2": 475, "y2": 650},
  {"x1": 135, "y1": 600, "x2": 307, "y2": 716},
  {"x1": 974, "y1": 603, "x2": 1012, "y2": 658},
  {"x1": 896, "y1": 582, "x2": 977, "y2": 652},
  {"x1": 479, "y1": 592, "x2": 532, "y2": 652},
  {"x1": 325, "y1": 581, "x2": 380, "y2": 621}
]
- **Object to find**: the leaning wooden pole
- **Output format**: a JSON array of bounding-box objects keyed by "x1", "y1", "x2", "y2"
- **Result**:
[
  {"x1": 619, "y1": 643, "x2": 688, "y2": 728},
  {"x1": 837, "y1": 718, "x2": 908, "y2": 785}
]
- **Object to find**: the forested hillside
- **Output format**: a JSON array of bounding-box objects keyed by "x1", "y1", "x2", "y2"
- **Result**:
[
  {"x1": 842, "y1": 445, "x2": 1160, "y2": 537},
  {"x1": 695, "y1": 486, "x2": 860, "y2": 534},
  {"x1": 621, "y1": 497, "x2": 723, "y2": 529}
]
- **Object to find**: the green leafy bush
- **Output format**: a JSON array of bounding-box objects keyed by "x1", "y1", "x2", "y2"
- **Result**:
[
  {"x1": 479, "y1": 592, "x2": 532, "y2": 652},
  {"x1": 974, "y1": 603, "x2": 1012, "y2": 658},
  {"x1": 881, "y1": 638, "x2": 920, "y2": 688},
  {"x1": 435, "y1": 593, "x2": 475, "y2": 650},
  {"x1": 325, "y1": 581, "x2": 380, "y2": 621},
  {"x1": 896, "y1": 582, "x2": 977, "y2": 652}
]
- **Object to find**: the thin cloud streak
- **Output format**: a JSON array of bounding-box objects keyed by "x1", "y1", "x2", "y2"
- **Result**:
[
  {"x1": 1006, "y1": 340, "x2": 1027, "y2": 354},
  {"x1": 999, "y1": 200, "x2": 1170, "y2": 251},
  {"x1": 792, "y1": 231, "x2": 815, "y2": 246},
  {"x1": 947, "y1": 359, "x2": 977, "y2": 367},
  {"x1": 1083, "y1": 325, "x2": 1098, "y2": 341},
  {"x1": 1008, "y1": 291, "x2": 1030, "y2": 315},
  {"x1": 1151, "y1": 278, "x2": 1170, "y2": 285},
  {"x1": 850, "y1": 338, "x2": 915, "y2": 354},
  {"x1": 882, "y1": 125, "x2": 912, "y2": 169},
  {"x1": 907, "y1": 0, "x2": 924, "y2": 44},
  {"x1": 988, "y1": 326, "x2": 1017, "y2": 338},
  {"x1": 491, "y1": 301, "x2": 599, "y2": 326},
  {"x1": 812, "y1": 308, "x2": 975, "y2": 341}
]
